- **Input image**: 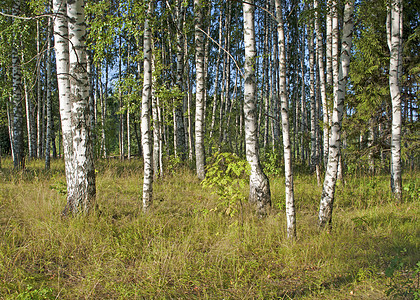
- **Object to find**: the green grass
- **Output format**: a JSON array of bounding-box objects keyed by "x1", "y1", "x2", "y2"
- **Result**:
[{"x1": 0, "y1": 157, "x2": 419, "y2": 299}]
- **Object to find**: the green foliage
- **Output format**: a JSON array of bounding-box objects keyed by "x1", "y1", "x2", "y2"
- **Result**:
[
  {"x1": 403, "y1": 182, "x2": 419, "y2": 202},
  {"x1": 15, "y1": 285, "x2": 53, "y2": 300},
  {"x1": 262, "y1": 150, "x2": 282, "y2": 177},
  {"x1": 201, "y1": 152, "x2": 250, "y2": 217}
]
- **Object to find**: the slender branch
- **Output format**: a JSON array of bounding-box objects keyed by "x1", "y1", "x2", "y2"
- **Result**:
[
  {"x1": 0, "y1": 11, "x2": 67, "y2": 21},
  {"x1": 197, "y1": 27, "x2": 245, "y2": 79}
]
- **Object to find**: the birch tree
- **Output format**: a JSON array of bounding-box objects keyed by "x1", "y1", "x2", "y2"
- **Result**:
[
  {"x1": 54, "y1": 0, "x2": 95, "y2": 215},
  {"x1": 194, "y1": 0, "x2": 205, "y2": 180},
  {"x1": 243, "y1": 0, "x2": 271, "y2": 216},
  {"x1": 314, "y1": 0, "x2": 329, "y2": 169},
  {"x1": 387, "y1": 0, "x2": 403, "y2": 201},
  {"x1": 45, "y1": 17, "x2": 52, "y2": 170},
  {"x1": 318, "y1": 0, "x2": 354, "y2": 228},
  {"x1": 11, "y1": 0, "x2": 24, "y2": 170},
  {"x1": 141, "y1": 0, "x2": 154, "y2": 212},
  {"x1": 275, "y1": 0, "x2": 296, "y2": 238}
]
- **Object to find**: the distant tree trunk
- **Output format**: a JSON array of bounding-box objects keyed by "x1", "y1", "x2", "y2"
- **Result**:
[
  {"x1": 208, "y1": 12, "x2": 222, "y2": 155},
  {"x1": 300, "y1": 25, "x2": 307, "y2": 163},
  {"x1": 152, "y1": 54, "x2": 161, "y2": 178},
  {"x1": 118, "y1": 35, "x2": 124, "y2": 160},
  {"x1": 174, "y1": 0, "x2": 186, "y2": 159},
  {"x1": 45, "y1": 17, "x2": 52, "y2": 170},
  {"x1": 126, "y1": 45, "x2": 131, "y2": 161},
  {"x1": 318, "y1": 0, "x2": 354, "y2": 228},
  {"x1": 141, "y1": 0, "x2": 154, "y2": 212},
  {"x1": 11, "y1": 0, "x2": 24, "y2": 170},
  {"x1": 101, "y1": 61, "x2": 108, "y2": 158},
  {"x1": 308, "y1": 14, "x2": 320, "y2": 185},
  {"x1": 87, "y1": 53, "x2": 96, "y2": 159},
  {"x1": 37, "y1": 20, "x2": 43, "y2": 159},
  {"x1": 387, "y1": 0, "x2": 403, "y2": 201},
  {"x1": 23, "y1": 59, "x2": 36, "y2": 160},
  {"x1": 315, "y1": 0, "x2": 329, "y2": 169},
  {"x1": 195, "y1": 0, "x2": 206, "y2": 180},
  {"x1": 243, "y1": 0, "x2": 271, "y2": 216},
  {"x1": 276, "y1": 0, "x2": 296, "y2": 238}
]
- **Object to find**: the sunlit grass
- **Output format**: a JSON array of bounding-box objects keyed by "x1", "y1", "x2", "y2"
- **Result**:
[{"x1": 0, "y1": 157, "x2": 419, "y2": 298}]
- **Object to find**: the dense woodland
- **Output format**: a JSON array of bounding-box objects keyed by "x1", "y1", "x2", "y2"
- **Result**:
[
  {"x1": 0, "y1": 0, "x2": 419, "y2": 220},
  {"x1": 0, "y1": 0, "x2": 419, "y2": 298}
]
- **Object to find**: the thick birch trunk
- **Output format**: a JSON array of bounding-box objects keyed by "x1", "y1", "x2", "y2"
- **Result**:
[
  {"x1": 141, "y1": 0, "x2": 154, "y2": 212},
  {"x1": 387, "y1": 0, "x2": 403, "y2": 201},
  {"x1": 243, "y1": 0, "x2": 271, "y2": 216},
  {"x1": 54, "y1": 0, "x2": 96, "y2": 215},
  {"x1": 318, "y1": 0, "x2": 354, "y2": 228},
  {"x1": 276, "y1": 0, "x2": 296, "y2": 238},
  {"x1": 195, "y1": 0, "x2": 205, "y2": 180}
]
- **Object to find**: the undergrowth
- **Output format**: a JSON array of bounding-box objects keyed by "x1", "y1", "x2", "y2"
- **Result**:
[{"x1": 0, "y1": 157, "x2": 419, "y2": 299}]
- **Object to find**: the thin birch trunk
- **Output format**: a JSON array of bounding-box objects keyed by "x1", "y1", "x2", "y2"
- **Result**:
[
  {"x1": 276, "y1": 0, "x2": 296, "y2": 239},
  {"x1": 243, "y1": 0, "x2": 271, "y2": 216},
  {"x1": 209, "y1": 12, "x2": 223, "y2": 155},
  {"x1": 45, "y1": 17, "x2": 52, "y2": 170},
  {"x1": 141, "y1": 0, "x2": 154, "y2": 212},
  {"x1": 195, "y1": 0, "x2": 205, "y2": 180},
  {"x1": 12, "y1": 0, "x2": 24, "y2": 170},
  {"x1": 37, "y1": 20, "x2": 43, "y2": 159},
  {"x1": 314, "y1": 0, "x2": 329, "y2": 170},
  {"x1": 318, "y1": 0, "x2": 354, "y2": 228}
]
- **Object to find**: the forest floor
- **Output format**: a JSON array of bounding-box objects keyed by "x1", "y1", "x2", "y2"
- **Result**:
[{"x1": 0, "y1": 157, "x2": 419, "y2": 299}]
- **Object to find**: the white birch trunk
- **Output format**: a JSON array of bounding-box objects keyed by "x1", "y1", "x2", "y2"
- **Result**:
[
  {"x1": 142, "y1": 0, "x2": 154, "y2": 212},
  {"x1": 54, "y1": 0, "x2": 96, "y2": 215},
  {"x1": 276, "y1": 0, "x2": 296, "y2": 238},
  {"x1": 195, "y1": 0, "x2": 205, "y2": 180},
  {"x1": 53, "y1": 0, "x2": 73, "y2": 210},
  {"x1": 318, "y1": 0, "x2": 354, "y2": 228},
  {"x1": 314, "y1": 0, "x2": 329, "y2": 169},
  {"x1": 387, "y1": 0, "x2": 403, "y2": 201},
  {"x1": 243, "y1": 0, "x2": 271, "y2": 216}
]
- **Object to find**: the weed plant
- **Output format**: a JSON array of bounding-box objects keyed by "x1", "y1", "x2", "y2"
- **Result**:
[{"x1": 0, "y1": 157, "x2": 419, "y2": 299}]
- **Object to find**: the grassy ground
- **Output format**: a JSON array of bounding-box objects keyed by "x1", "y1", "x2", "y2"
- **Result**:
[{"x1": 0, "y1": 157, "x2": 419, "y2": 299}]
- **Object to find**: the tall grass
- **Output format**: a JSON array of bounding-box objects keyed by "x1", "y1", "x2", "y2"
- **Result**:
[{"x1": 0, "y1": 157, "x2": 419, "y2": 299}]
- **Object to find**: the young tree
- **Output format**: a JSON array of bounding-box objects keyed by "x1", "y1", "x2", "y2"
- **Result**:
[
  {"x1": 243, "y1": 0, "x2": 271, "y2": 216},
  {"x1": 318, "y1": 0, "x2": 355, "y2": 228}
]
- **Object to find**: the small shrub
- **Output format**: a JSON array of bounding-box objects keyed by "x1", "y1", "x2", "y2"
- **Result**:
[{"x1": 201, "y1": 152, "x2": 250, "y2": 217}]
